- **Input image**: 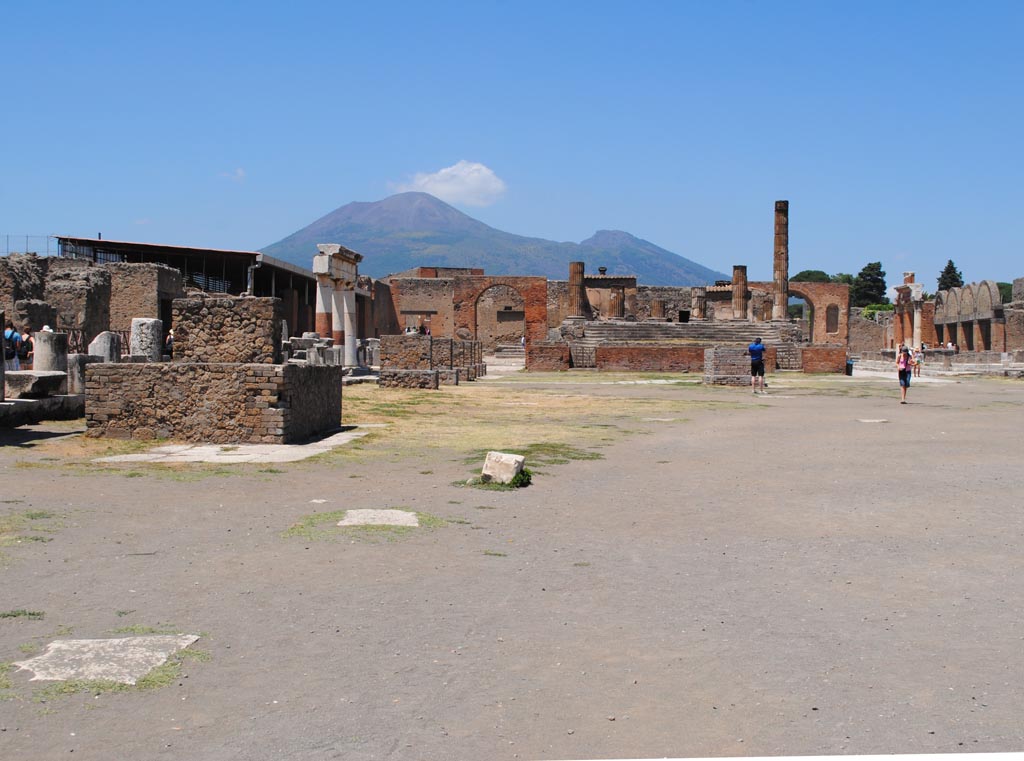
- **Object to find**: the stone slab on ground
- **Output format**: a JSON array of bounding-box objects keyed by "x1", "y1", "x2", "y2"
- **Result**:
[
  {"x1": 481, "y1": 451, "x2": 525, "y2": 483},
  {"x1": 13, "y1": 635, "x2": 199, "y2": 685},
  {"x1": 5, "y1": 370, "x2": 68, "y2": 398},
  {"x1": 0, "y1": 394, "x2": 84, "y2": 427},
  {"x1": 337, "y1": 509, "x2": 419, "y2": 527},
  {"x1": 94, "y1": 425, "x2": 383, "y2": 464}
]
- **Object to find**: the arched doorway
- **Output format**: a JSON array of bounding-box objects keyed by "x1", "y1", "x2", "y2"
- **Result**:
[{"x1": 474, "y1": 284, "x2": 525, "y2": 352}]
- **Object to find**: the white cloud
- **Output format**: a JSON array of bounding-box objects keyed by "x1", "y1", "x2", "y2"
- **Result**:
[
  {"x1": 220, "y1": 168, "x2": 246, "y2": 182},
  {"x1": 395, "y1": 160, "x2": 506, "y2": 206}
]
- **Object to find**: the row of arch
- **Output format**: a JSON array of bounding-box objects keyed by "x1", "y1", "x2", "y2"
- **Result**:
[{"x1": 933, "y1": 281, "x2": 1003, "y2": 324}]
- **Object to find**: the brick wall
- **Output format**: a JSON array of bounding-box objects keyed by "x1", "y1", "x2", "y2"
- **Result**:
[
  {"x1": 173, "y1": 296, "x2": 282, "y2": 364},
  {"x1": 383, "y1": 278, "x2": 455, "y2": 336},
  {"x1": 106, "y1": 263, "x2": 185, "y2": 332},
  {"x1": 633, "y1": 286, "x2": 693, "y2": 322},
  {"x1": 526, "y1": 343, "x2": 571, "y2": 371},
  {"x1": 801, "y1": 346, "x2": 847, "y2": 373},
  {"x1": 43, "y1": 258, "x2": 111, "y2": 342},
  {"x1": 703, "y1": 347, "x2": 750, "y2": 386},
  {"x1": 85, "y1": 363, "x2": 341, "y2": 443},
  {"x1": 848, "y1": 312, "x2": 885, "y2": 353},
  {"x1": 595, "y1": 345, "x2": 706, "y2": 372}
]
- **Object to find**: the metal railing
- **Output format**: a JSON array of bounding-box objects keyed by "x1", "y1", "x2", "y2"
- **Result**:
[{"x1": 1, "y1": 235, "x2": 56, "y2": 256}]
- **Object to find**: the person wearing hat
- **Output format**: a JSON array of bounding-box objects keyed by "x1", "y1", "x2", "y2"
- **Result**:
[
  {"x1": 897, "y1": 345, "x2": 913, "y2": 403},
  {"x1": 747, "y1": 336, "x2": 767, "y2": 395}
]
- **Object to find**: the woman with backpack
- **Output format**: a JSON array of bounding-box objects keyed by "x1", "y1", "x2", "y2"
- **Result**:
[
  {"x1": 19, "y1": 326, "x2": 35, "y2": 370},
  {"x1": 897, "y1": 345, "x2": 913, "y2": 404}
]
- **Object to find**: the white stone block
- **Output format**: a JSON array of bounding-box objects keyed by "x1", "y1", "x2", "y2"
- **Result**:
[{"x1": 481, "y1": 451, "x2": 525, "y2": 484}]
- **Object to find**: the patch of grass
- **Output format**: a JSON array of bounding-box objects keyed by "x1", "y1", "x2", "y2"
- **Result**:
[
  {"x1": 447, "y1": 518, "x2": 471, "y2": 525},
  {"x1": 34, "y1": 679, "x2": 130, "y2": 702},
  {"x1": 23, "y1": 511, "x2": 52, "y2": 520},
  {"x1": 419, "y1": 470, "x2": 434, "y2": 475},
  {"x1": 54, "y1": 625, "x2": 73, "y2": 636},
  {"x1": 464, "y1": 442, "x2": 603, "y2": 467},
  {"x1": 573, "y1": 562, "x2": 591, "y2": 567},
  {"x1": 0, "y1": 609, "x2": 45, "y2": 620},
  {"x1": 109, "y1": 623, "x2": 178, "y2": 635},
  {"x1": 462, "y1": 468, "x2": 533, "y2": 490},
  {"x1": 483, "y1": 550, "x2": 507, "y2": 557},
  {"x1": 0, "y1": 499, "x2": 25, "y2": 505},
  {"x1": 282, "y1": 509, "x2": 348, "y2": 540},
  {"x1": 0, "y1": 509, "x2": 62, "y2": 551},
  {"x1": 474, "y1": 505, "x2": 496, "y2": 510},
  {"x1": 258, "y1": 467, "x2": 284, "y2": 474},
  {"x1": 0, "y1": 663, "x2": 12, "y2": 691},
  {"x1": 115, "y1": 610, "x2": 136, "y2": 617},
  {"x1": 18, "y1": 642, "x2": 40, "y2": 655}
]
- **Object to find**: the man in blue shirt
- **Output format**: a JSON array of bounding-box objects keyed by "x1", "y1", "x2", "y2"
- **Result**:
[{"x1": 747, "y1": 337, "x2": 766, "y2": 394}]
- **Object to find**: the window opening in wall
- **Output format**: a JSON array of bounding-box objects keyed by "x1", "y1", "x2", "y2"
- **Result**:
[{"x1": 825, "y1": 304, "x2": 839, "y2": 334}]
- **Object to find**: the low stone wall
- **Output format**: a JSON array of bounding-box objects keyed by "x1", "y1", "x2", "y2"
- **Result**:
[
  {"x1": 85, "y1": 363, "x2": 342, "y2": 443},
  {"x1": 378, "y1": 369, "x2": 439, "y2": 389},
  {"x1": 703, "y1": 347, "x2": 750, "y2": 386},
  {"x1": 173, "y1": 296, "x2": 282, "y2": 364},
  {"x1": 526, "y1": 343, "x2": 571, "y2": 371},
  {"x1": 595, "y1": 345, "x2": 706, "y2": 372},
  {"x1": 801, "y1": 346, "x2": 847, "y2": 373},
  {"x1": 379, "y1": 334, "x2": 481, "y2": 384}
]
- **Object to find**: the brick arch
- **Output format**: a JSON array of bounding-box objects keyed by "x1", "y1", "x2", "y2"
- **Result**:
[
  {"x1": 453, "y1": 276, "x2": 548, "y2": 344},
  {"x1": 959, "y1": 285, "x2": 976, "y2": 320},
  {"x1": 976, "y1": 280, "x2": 1001, "y2": 318},
  {"x1": 788, "y1": 282, "x2": 850, "y2": 344},
  {"x1": 945, "y1": 287, "x2": 961, "y2": 321},
  {"x1": 933, "y1": 291, "x2": 948, "y2": 323}
]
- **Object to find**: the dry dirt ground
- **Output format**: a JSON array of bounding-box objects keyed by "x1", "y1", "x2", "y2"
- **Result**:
[{"x1": 1, "y1": 370, "x2": 1023, "y2": 761}]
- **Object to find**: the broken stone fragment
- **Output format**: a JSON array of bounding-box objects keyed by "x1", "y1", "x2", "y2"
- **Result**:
[{"x1": 481, "y1": 451, "x2": 525, "y2": 484}]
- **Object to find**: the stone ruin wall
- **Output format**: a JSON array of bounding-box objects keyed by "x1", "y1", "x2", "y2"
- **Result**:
[
  {"x1": 475, "y1": 285, "x2": 525, "y2": 350},
  {"x1": 848, "y1": 311, "x2": 887, "y2": 354},
  {"x1": 380, "y1": 278, "x2": 455, "y2": 336},
  {"x1": 378, "y1": 334, "x2": 483, "y2": 388},
  {"x1": 85, "y1": 363, "x2": 342, "y2": 443},
  {"x1": 633, "y1": 286, "x2": 692, "y2": 321},
  {"x1": 525, "y1": 343, "x2": 571, "y2": 371},
  {"x1": 106, "y1": 263, "x2": 185, "y2": 332},
  {"x1": 173, "y1": 296, "x2": 282, "y2": 364}
]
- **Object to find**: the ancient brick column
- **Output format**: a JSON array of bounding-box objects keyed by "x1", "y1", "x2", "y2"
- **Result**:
[
  {"x1": 610, "y1": 287, "x2": 625, "y2": 319},
  {"x1": 568, "y1": 261, "x2": 586, "y2": 318},
  {"x1": 315, "y1": 275, "x2": 333, "y2": 338},
  {"x1": 692, "y1": 287, "x2": 707, "y2": 319},
  {"x1": 732, "y1": 265, "x2": 748, "y2": 320},
  {"x1": 651, "y1": 299, "x2": 666, "y2": 320},
  {"x1": 772, "y1": 200, "x2": 789, "y2": 321}
]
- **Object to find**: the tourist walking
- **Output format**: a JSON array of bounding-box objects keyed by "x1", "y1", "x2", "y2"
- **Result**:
[
  {"x1": 747, "y1": 336, "x2": 766, "y2": 394},
  {"x1": 913, "y1": 346, "x2": 923, "y2": 377},
  {"x1": 897, "y1": 346, "x2": 913, "y2": 403},
  {"x1": 4, "y1": 320, "x2": 22, "y2": 371}
]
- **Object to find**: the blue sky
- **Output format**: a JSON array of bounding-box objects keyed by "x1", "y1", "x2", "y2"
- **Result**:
[{"x1": 2, "y1": 1, "x2": 1021, "y2": 286}]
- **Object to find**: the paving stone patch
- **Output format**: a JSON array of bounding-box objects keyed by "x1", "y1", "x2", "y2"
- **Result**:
[
  {"x1": 12, "y1": 635, "x2": 199, "y2": 685},
  {"x1": 857, "y1": 418, "x2": 890, "y2": 423},
  {"x1": 93, "y1": 426, "x2": 384, "y2": 464},
  {"x1": 337, "y1": 509, "x2": 419, "y2": 527}
]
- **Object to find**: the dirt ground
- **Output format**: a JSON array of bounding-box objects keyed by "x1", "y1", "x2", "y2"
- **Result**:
[{"x1": 1, "y1": 370, "x2": 1023, "y2": 761}]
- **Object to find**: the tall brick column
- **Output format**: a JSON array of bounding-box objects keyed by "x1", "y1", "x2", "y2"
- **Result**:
[
  {"x1": 568, "y1": 261, "x2": 586, "y2": 318},
  {"x1": 692, "y1": 287, "x2": 707, "y2": 319},
  {"x1": 772, "y1": 200, "x2": 789, "y2": 321},
  {"x1": 732, "y1": 265, "x2": 748, "y2": 320}
]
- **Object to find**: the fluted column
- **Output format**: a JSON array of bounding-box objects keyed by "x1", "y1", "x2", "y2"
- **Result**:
[
  {"x1": 772, "y1": 200, "x2": 789, "y2": 321},
  {"x1": 610, "y1": 287, "x2": 625, "y2": 318},
  {"x1": 732, "y1": 265, "x2": 748, "y2": 320},
  {"x1": 568, "y1": 261, "x2": 586, "y2": 318},
  {"x1": 692, "y1": 287, "x2": 707, "y2": 319}
]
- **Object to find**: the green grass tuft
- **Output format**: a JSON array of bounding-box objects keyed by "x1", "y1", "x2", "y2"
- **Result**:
[{"x1": 0, "y1": 609, "x2": 44, "y2": 620}]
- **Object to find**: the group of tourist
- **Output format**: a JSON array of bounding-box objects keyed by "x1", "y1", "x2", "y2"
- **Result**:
[{"x1": 3, "y1": 321, "x2": 46, "y2": 371}]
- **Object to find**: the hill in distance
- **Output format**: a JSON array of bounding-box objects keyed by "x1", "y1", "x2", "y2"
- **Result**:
[{"x1": 261, "y1": 192, "x2": 728, "y2": 286}]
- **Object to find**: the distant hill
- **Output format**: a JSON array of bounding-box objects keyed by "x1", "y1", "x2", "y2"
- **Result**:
[{"x1": 261, "y1": 192, "x2": 728, "y2": 286}]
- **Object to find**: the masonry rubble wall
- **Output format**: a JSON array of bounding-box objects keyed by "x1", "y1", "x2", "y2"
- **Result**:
[
  {"x1": 379, "y1": 334, "x2": 482, "y2": 383},
  {"x1": 378, "y1": 369, "x2": 439, "y2": 389},
  {"x1": 85, "y1": 363, "x2": 342, "y2": 443},
  {"x1": 800, "y1": 346, "x2": 848, "y2": 373},
  {"x1": 43, "y1": 259, "x2": 111, "y2": 343},
  {"x1": 848, "y1": 311, "x2": 886, "y2": 354},
  {"x1": 703, "y1": 347, "x2": 751, "y2": 386},
  {"x1": 525, "y1": 343, "x2": 571, "y2": 371},
  {"x1": 106, "y1": 262, "x2": 185, "y2": 332},
  {"x1": 173, "y1": 296, "x2": 282, "y2": 364}
]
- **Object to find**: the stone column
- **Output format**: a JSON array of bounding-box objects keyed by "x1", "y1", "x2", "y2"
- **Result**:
[
  {"x1": 330, "y1": 284, "x2": 345, "y2": 346},
  {"x1": 610, "y1": 287, "x2": 625, "y2": 319},
  {"x1": 772, "y1": 200, "x2": 789, "y2": 321},
  {"x1": 568, "y1": 261, "x2": 586, "y2": 318},
  {"x1": 341, "y1": 289, "x2": 358, "y2": 367},
  {"x1": 692, "y1": 287, "x2": 707, "y2": 319},
  {"x1": 88, "y1": 331, "x2": 122, "y2": 362},
  {"x1": 34, "y1": 331, "x2": 69, "y2": 372},
  {"x1": 651, "y1": 299, "x2": 666, "y2": 320},
  {"x1": 130, "y1": 318, "x2": 163, "y2": 361},
  {"x1": 732, "y1": 265, "x2": 749, "y2": 321},
  {"x1": 315, "y1": 276, "x2": 333, "y2": 338}
]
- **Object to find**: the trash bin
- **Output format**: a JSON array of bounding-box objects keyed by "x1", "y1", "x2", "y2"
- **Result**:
[{"x1": 845, "y1": 360, "x2": 854, "y2": 376}]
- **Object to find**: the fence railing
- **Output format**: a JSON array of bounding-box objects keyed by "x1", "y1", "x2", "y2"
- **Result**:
[{"x1": 1, "y1": 235, "x2": 57, "y2": 256}]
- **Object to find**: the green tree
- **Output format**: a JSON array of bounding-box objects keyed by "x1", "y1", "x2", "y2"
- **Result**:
[
  {"x1": 791, "y1": 269, "x2": 831, "y2": 283},
  {"x1": 850, "y1": 262, "x2": 888, "y2": 307},
  {"x1": 830, "y1": 273, "x2": 855, "y2": 285},
  {"x1": 937, "y1": 259, "x2": 964, "y2": 291},
  {"x1": 997, "y1": 282, "x2": 1012, "y2": 303}
]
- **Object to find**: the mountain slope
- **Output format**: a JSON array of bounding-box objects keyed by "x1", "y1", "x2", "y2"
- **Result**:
[{"x1": 261, "y1": 192, "x2": 728, "y2": 285}]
